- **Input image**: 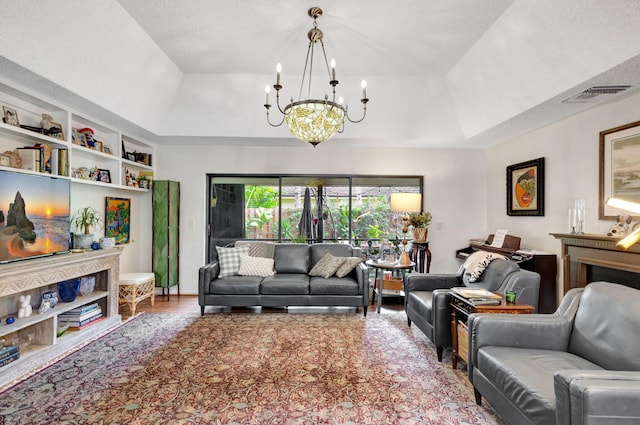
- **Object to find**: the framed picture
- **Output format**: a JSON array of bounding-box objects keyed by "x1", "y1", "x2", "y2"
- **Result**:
[
  {"x1": 77, "y1": 133, "x2": 88, "y2": 147},
  {"x1": 93, "y1": 140, "x2": 104, "y2": 152},
  {"x1": 2, "y1": 106, "x2": 19, "y2": 127},
  {"x1": 506, "y1": 157, "x2": 545, "y2": 216},
  {"x1": 105, "y1": 197, "x2": 130, "y2": 244},
  {"x1": 48, "y1": 122, "x2": 64, "y2": 140},
  {"x1": 95, "y1": 169, "x2": 111, "y2": 183},
  {"x1": 126, "y1": 152, "x2": 136, "y2": 162},
  {"x1": 103, "y1": 145, "x2": 112, "y2": 155},
  {"x1": 71, "y1": 128, "x2": 79, "y2": 145},
  {"x1": 599, "y1": 120, "x2": 640, "y2": 219}
]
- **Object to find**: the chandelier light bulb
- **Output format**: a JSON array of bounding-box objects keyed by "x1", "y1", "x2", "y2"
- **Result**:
[
  {"x1": 265, "y1": 85, "x2": 270, "y2": 104},
  {"x1": 330, "y1": 58, "x2": 336, "y2": 81},
  {"x1": 361, "y1": 80, "x2": 367, "y2": 99},
  {"x1": 276, "y1": 63, "x2": 282, "y2": 85},
  {"x1": 338, "y1": 96, "x2": 344, "y2": 104}
]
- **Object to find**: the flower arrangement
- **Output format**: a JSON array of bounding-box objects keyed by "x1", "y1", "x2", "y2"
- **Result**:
[{"x1": 408, "y1": 211, "x2": 432, "y2": 228}]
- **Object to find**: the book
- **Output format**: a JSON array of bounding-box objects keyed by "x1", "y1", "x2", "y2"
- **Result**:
[
  {"x1": 17, "y1": 147, "x2": 40, "y2": 171},
  {"x1": 74, "y1": 315, "x2": 105, "y2": 330},
  {"x1": 59, "y1": 308, "x2": 102, "y2": 324},
  {"x1": 50, "y1": 148, "x2": 59, "y2": 175},
  {"x1": 58, "y1": 148, "x2": 68, "y2": 176},
  {"x1": 469, "y1": 298, "x2": 501, "y2": 306},
  {"x1": 0, "y1": 345, "x2": 19, "y2": 361},
  {"x1": 62, "y1": 303, "x2": 99, "y2": 316},
  {"x1": 0, "y1": 352, "x2": 20, "y2": 368},
  {"x1": 451, "y1": 287, "x2": 501, "y2": 299}
]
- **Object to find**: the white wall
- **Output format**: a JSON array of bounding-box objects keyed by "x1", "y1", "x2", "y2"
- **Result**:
[
  {"x1": 155, "y1": 144, "x2": 487, "y2": 294},
  {"x1": 486, "y1": 90, "x2": 640, "y2": 298},
  {"x1": 71, "y1": 184, "x2": 152, "y2": 274}
]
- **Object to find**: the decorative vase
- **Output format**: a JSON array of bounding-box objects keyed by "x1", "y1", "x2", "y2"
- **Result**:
[
  {"x1": 79, "y1": 276, "x2": 96, "y2": 296},
  {"x1": 74, "y1": 233, "x2": 93, "y2": 249},
  {"x1": 57, "y1": 278, "x2": 81, "y2": 302},
  {"x1": 413, "y1": 227, "x2": 429, "y2": 242},
  {"x1": 99, "y1": 237, "x2": 115, "y2": 249}
]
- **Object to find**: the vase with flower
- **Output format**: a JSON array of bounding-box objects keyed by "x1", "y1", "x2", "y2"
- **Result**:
[{"x1": 408, "y1": 211, "x2": 432, "y2": 242}]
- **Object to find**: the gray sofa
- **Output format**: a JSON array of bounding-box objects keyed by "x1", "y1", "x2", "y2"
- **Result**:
[
  {"x1": 198, "y1": 243, "x2": 369, "y2": 315},
  {"x1": 468, "y1": 281, "x2": 640, "y2": 425},
  {"x1": 405, "y1": 257, "x2": 540, "y2": 361}
]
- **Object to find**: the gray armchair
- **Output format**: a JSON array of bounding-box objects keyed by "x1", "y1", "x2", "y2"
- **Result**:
[
  {"x1": 467, "y1": 282, "x2": 640, "y2": 425},
  {"x1": 404, "y1": 257, "x2": 540, "y2": 361}
]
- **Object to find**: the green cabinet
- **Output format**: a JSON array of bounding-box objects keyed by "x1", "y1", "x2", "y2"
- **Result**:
[{"x1": 153, "y1": 180, "x2": 180, "y2": 298}]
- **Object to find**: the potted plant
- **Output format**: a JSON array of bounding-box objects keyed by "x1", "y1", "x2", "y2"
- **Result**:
[
  {"x1": 70, "y1": 207, "x2": 103, "y2": 249},
  {"x1": 408, "y1": 211, "x2": 432, "y2": 242}
]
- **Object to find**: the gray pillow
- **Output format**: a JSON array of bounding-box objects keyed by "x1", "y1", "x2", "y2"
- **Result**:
[
  {"x1": 335, "y1": 257, "x2": 363, "y2": 278},
  {"x1": 309, "y1": 253, "x2": 346, "y2": 279}
]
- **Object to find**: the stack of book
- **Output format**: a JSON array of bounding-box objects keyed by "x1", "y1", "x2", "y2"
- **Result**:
[
  {"x1": 58, "y1": 303, "x2": 103, "y2": 329},
  {"x1": 451, "y1": 287, "x2": 502, "y2": 305},
  {"x1": 0, "y1": 345, "x2": 20, "y2": 368},
  {"x1": 16, "y1": 145, "x2": 68, "y2": 175}
]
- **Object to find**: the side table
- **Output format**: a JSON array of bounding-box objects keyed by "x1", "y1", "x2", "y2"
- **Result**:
[
  {"x1": 450, "y1": 292, "x2": 534, "y2": 369},
  {"x1": 365, "y1": 260, "x2": 415, "y2": 313}
]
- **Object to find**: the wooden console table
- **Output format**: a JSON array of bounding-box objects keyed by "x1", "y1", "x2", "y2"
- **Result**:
[{"x1": 0, "y1": 249, "x2": 122, "y2": 389}]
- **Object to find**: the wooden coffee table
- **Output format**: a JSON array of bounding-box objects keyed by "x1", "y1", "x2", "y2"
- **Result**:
[{"x1": 450, "y1": 291, "x2": 534, "y2": 369}]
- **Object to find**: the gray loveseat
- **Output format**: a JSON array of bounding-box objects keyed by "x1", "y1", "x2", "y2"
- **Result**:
[
  {"x1": 198, "y1": 243, "x2": 369, "y2": 315},
  {"x1": 405, "y1": 256, "x2": 540, "y2": 361},
  {"x1": 468, "y1": 281, "x2": 640, "y2": 425}
]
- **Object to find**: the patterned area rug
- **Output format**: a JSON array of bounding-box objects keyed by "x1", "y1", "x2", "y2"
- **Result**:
[{"x1": 0, "y1": 311, "x2": 503, "y2": 424}]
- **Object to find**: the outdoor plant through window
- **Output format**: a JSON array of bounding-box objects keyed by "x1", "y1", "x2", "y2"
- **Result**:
[{"x1": 208, "y1": 175, "x2": 422, "y2": 257}]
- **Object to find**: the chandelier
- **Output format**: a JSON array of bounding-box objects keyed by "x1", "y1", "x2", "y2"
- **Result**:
[{"x1": 264, "y1": 7, "x2": 369, "y2": 147}]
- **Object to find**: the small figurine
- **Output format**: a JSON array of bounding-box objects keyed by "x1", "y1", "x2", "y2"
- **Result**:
[
  {"x1": 40, "y1": 113, "x2": 54, "y2": 130},
  {"x1": 17, "y1": 295, "x2": 32, "y2": 318},
  {"x1": 607, "y1": 214, "x2": 632, "y2": 237}
]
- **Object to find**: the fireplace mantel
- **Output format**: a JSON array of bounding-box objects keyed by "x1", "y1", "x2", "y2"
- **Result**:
[{"x1": 551, "y1": 233, "x2": 640, "y2": 292}]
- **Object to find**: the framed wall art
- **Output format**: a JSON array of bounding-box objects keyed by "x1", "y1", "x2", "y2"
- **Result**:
[
  {"x1": 506, "y1": 157, "x2": 545, "y2": 216},
  {"x1": 599, "y1": 119, "x2": 640, "y2": 219},
  {"x1": 2, "y1": 106, "x2": 19, "y2": 127},
  {"x1": 105, "y1": 197, "x2": 130, "y2": 244}
]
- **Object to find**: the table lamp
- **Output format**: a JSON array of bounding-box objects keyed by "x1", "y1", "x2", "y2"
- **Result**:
[
  {"x1": 606, "y1": 197, "x2": 640, "y2": 250},
  {"x1": 390, "y1": 193, "x2": 422, "y2": 265}
]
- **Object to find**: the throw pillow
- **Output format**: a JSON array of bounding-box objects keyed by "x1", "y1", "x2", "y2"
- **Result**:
[
  {"x1": 309, "y1": 253, "x2": 346, "y2": 279},
  {"x1": 235, "y1": 241, "x2": 275, "y2": 258},
  {"x1": 335, "y1": 257, "x2": 363, "y2": 278},
  {"x1": 238, "y1": 254, "x2": 275, "y2": 277},
  {"x1": 463, "y1": 250, "x2": 506, "y2": 282},
  {"x1": 216, "y1": 245, "x2": 251, "y2": 278}
]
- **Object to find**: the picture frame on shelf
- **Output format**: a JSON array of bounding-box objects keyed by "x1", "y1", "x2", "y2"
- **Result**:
[
  {"x1": 599, "y1": 119, "x2": 640, "y2": 219},
  {"x1": 71, "y1": 128, "x2": 80, "y2": 145},
  {"x1": 2, "y1": 106, "x2": 20, "y2": 127},
  {"x1": 126, "y1": 152, "x2": 136, "y2": 162},
  {"x1": 105, "y1": 197, "x2": 130, "y2": 245},
  {"x1": 77, "y1": 133, "x2": 88, "y2": 147},
  {"x1": 93, "y1": 140, "x2": 104, "y2": 152},
  {"x1": 103, "y1": 145, "x2": 112, "y2": 155},
  {"x1": 0, "y1": 155, "x2": 10, "y2": 167},
  {"x1": 96, "y1": 169, "x2": 111, "y2": 184},
  {"x1": 48, "y1": 122, "x2": 64, "y2": 140},
  {"x1": 506, "y1": 157, "x2": 545, "y2": 216}
]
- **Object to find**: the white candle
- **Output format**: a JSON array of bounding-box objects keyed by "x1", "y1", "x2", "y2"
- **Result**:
[
  {"x1": 265, "y1": 85, "x2": 270, "y2": 104},
  {"x1": 361, "y1": 80, "x2": 367, "y2": 98},
  {"x1": 276, "y1": 63, "x2": 281, "y2": 85},
  {"x1": 330, "y1": 58, "x2": 336, "y2": 80}
]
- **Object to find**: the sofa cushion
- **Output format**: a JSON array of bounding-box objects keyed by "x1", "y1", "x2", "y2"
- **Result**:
[
  {"x1": 309, "y1": 276, "x2": 359, "y2": 295},
  {"x1": 260, "y1": 274, "x2": 309, "y2": 295},
  {"x1": 477, "y1": 346, "x2": 603, "y2": 425},
  {"x1": 216, "y1": 245, "x2": 251, "y2": 277},
  {"x1": 238, "y1": 254, "x2": 275, "y2": 277},
  {"x1": 310, "y1": 243, "x2": 352, "y2": 267},
  {"x1": 568, "y1": 282, "x2": 640, "y2": 371},
  {"x1": 235, "y1": 240, "x2": 276, "y2": 258},
  {"x1": 335, "y1": 257, "x2": 363, "y2": 278},
  {"x1": 309, "y1": 253, "x2": 346, "y2": 278},
  {"x1": 274, "y1": 244, "x2": 310, "y2": 274},
  {"x1": 209, "y1": 275, "x2": 262, "y2": 295}
]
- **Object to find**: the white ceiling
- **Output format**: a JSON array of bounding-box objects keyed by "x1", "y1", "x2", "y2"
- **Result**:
[{"x1": 1, "y1": 0, "x2": 640, "y2": 148}]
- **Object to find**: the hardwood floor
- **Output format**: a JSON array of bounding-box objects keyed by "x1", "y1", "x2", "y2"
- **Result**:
[{"x1": 122, "y1": 293, "x2": 404, "y2": 320}]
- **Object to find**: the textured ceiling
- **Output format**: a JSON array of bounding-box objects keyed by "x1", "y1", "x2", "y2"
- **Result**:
[{"x1": 1, "y1": 0, "x2": 639, "y2": 148}]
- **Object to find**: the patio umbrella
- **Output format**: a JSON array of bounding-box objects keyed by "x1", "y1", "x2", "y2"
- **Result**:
[{"x1": 298, "y1": 187, "x2": 316, "y2": 242}]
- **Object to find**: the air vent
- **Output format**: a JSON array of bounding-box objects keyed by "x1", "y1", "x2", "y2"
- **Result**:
[{"x1": 562, "y1": 85, "x2": 632, "y2": 103}]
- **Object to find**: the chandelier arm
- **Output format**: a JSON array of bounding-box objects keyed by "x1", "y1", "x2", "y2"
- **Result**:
[
  {"x1": 266, "y1": 109, "x2": 286, "y2": 127},
  {"x1": 344, "y1": 102, "x2": 368, "y2": 124},
  {"x1": 274, "y1": 90, "x2": 289, "y2": 115}
]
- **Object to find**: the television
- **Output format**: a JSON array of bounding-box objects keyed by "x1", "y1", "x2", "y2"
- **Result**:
[{"x1": 0, "y1": 169, "x2": 70, "y2": 263}]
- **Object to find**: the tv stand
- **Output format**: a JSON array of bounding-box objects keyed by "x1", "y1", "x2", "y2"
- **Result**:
[{"x1": 0, "y1": 248, "x2": 122, "y2": 390}]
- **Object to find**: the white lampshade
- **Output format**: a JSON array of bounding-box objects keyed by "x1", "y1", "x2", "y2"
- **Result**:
[{"x1": 390, "y1": 193, "x2": 422, "y2": 213}]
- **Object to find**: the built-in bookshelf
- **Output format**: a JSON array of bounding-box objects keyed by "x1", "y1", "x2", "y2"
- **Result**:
[
  {"x1": 0, "y1": 249, "x2": 121, "y2": 390},
  {"x1": 0, "y1": 79, "x2": 154, "y2": 191}
]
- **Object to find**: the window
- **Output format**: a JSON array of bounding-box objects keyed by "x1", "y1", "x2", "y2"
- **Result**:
[{"x1": 207, "y1": 174, "x2": 422, "y2": 260}]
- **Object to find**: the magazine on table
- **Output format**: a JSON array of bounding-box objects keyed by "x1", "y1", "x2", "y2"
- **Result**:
[{"x1": 451, "y1": 287, "x2": 502, "y2": 301}]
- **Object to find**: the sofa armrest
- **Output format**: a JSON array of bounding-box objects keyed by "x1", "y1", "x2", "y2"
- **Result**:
[
  {"x1": 355, "y1": 262, "x2": 369, "y2": 304},
  {"x1": 467, "y1": 313, "x2": 573, "y2": 381},
  {"x1": 555, "y1": 370, "x2": 640, "y2": 425},
  {"x1": 198, "y1": 261, "x2": 219, "y2": 299},
  {"x1": 404, "y1": 273, "x2": 460, "y2": 294},
  {"x1": 431, "y1": 289, "x2": 454, "y2": 347}
]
